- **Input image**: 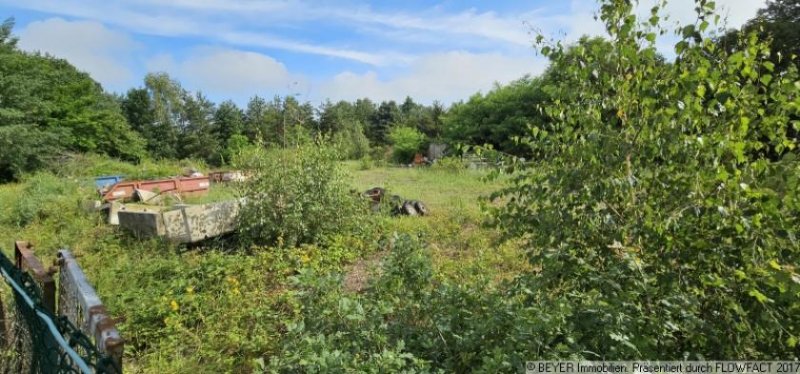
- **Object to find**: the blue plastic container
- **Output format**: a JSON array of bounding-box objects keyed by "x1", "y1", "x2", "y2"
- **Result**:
[{"x1": 94, "y1": 175, "x2": 124, "y2": 189}]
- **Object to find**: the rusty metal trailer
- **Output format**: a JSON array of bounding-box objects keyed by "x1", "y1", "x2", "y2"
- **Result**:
[{"x1": 101, "y1": 176, "x2": 210, "y2": 202}]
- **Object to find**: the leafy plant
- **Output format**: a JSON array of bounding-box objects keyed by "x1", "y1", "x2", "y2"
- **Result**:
[
  {"x1": 486, "y1": 0, "x2": 800, "y2": 358},
  {"x1": 431, "y1": 156, "x2": 466, "y2": 173},
  {"x1": 332, "y1": 120, "x2": 371, "y2": 160},
  {"x1": 388, "y1": 126, "x2": 426, "y2": 163},
  {"x1": 237, "y1": 143, "x2": 369, "y2": 248}
]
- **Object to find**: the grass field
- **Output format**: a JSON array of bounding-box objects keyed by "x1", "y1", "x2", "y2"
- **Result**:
[
  {"x1": 0, "y1": 157, "x2": 526, "y2": 372},
  {"x1": 345, "y1": 162, "x2": 528, "y2": 282},
  {"x1": 345, "y1": 161, "x2": 501, "y2": 213}
]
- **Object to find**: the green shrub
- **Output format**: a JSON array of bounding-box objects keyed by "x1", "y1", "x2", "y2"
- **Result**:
[
  {"x1": 237, "y1": 143, "x2": 369, "y2": 248},
  {"x1": 56, "y1": 153, "x2": 206, "y2": 181},
  {"x1": 265, "y1": 234, "x2": 433, "y2": 372},
  {"x1": 223, "y1": 134, "x2": 251, "y2": 165},
  {"x1": 358, "y1": 156, "x2": 375, "y2": 170},
  {"x1": 333, "y1": 120, "x2": 371, "y2": 160},
  {"x1": 388, "y1": 127, "x2": 425, "y2": 163},
  {"x1": 8, "y1": 173, "x2": 80, "y2": 227},
  {"x1": 266, "y1": 234, "x2": 531, "y2": 373},
  {"x1": 431, "y1": 156, "x2": 465, "y2": 173},
  {"x1": 0, "y1": 125, "x2": 67, "y2": 182},
  {"x1": 486, "y1": 0, "x2": 800, "y2": 358}
]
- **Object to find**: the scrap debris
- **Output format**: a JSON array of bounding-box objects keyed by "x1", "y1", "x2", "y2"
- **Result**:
[{"x1": 363, "y1": 187, "x2": 428, "y2": 216}]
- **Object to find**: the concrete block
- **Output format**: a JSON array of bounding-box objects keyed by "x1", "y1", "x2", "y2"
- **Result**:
[
  {"x1": 118, "y1": 200, "x2": 241, "y2": 243},
  {"x1": 107, "y1": 202, "x2": 164, "y2": 225},
  {"x1": 117, "y1": 209, "x2": 165, "y2": 238}
]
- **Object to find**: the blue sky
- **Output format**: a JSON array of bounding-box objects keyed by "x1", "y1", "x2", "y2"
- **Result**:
[{"x1": 0, "y1": 0, "x2": 764, "y2": 105}]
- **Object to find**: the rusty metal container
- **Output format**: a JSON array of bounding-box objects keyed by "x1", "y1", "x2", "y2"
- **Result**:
[{"x1": 101, "y1": 176, "x2": 210, "y2": 202}]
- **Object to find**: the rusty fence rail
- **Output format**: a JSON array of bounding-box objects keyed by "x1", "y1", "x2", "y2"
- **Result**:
[{"x1": 0, "y1": 241, "x2": 123, "y2": 373}]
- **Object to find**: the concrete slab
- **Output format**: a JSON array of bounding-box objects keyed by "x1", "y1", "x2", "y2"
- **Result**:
[
  {"x1": 118, "y1": 200, "x2": 241, "y2": 243},
  {"x1": 106, "y1": 202, "x2": 165, "y2": 225}
]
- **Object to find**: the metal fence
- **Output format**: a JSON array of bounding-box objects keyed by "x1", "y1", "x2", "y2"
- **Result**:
[{"x1": 0, "y1": 241, "x2": 122, "y2": 373}]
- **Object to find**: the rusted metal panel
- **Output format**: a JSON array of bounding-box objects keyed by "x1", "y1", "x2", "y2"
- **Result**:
[
  {"x1": 56, "y1": 250, "x2": 123, "y2": 372},
  {"x1": 102, "y1": 176, "x2": 210, "y2": 202},
  {"x1": 13, "y1": 241, "x2": 55, "y2": 314},
  {"x1": 177, "y1": 176, "x2": 210, "y2": 193},
  {"x1": 102, "y1": 183, "x2": 137, "y2": 201}
]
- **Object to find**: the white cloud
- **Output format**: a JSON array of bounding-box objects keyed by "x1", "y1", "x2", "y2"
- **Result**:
[
  {"x1": 318, "y1": 51, "x2": 547, "y2": 104},
  {"x1": 332, "y1": 7, "x2": 537, "y2": 47},
  {"x1": 17, "y1": 17, "x2": 138, "y2": 90},
  {"x1": 3, "y1": 0, "x2": 400, "y2": 65},
  {"x1": 146, "y1": 48, "x2": 306, "y2": 101},
  {"x1": 650, "y1": 0, "x2": 766, "y2": 29},
  {"x1": 216, "y1": 31, "x2": 412, "y2": 66},
  {"x1": 2, "y1": 0, "x2": 767, "y2": 69}
]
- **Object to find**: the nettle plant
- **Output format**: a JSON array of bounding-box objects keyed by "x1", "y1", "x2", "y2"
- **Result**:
[{"x1": 488, "y1": 0, "x2": 799, "y2": 358}]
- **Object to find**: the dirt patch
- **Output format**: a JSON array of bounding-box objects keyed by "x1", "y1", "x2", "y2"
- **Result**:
[{"x1": 343, "y1": 251, "x2": 387, "y2": 293}]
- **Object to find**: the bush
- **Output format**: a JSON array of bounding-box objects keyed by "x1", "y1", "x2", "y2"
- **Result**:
[
  {"x1": 7, "y1": 172, "x2": 79, "y2": 227},
  {"x1": 266, "y1": 234, "x2": 534, "y2": 373},
  {"x1": 486, "y1": 0, "x2": 800, "y2": 358},
  {"x1": 388, "y1": 127, "x2": 425, "y2": 163},
  {"x1": 333, "y1": 120, "x2": 371, "y2": 160},
  {"x1": 0, "y1": 125, "x2": 67, "y2": 182},
  {"x1": 431, "y1": 156, "x2": 466, "y2": 173},
  {"x1": 237, "y1": 143, "x2": 368, "y2": 248}
]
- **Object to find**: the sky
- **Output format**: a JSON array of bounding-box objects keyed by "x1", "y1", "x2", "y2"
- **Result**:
[{"x1": 0, "y1": 0, "x2": 766, "y2": 105}]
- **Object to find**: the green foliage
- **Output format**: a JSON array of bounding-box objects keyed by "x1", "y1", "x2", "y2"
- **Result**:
[
  {"x1": 332, "y1": 120, "x2": 371, "y2": 160},
  {"x1": 214, "y1": 100, "x2": 245, "y2": 145},
  {"x1": 0, "y1": 17, "x2": 18, "y2": 51},
  {"x1": 0, "y1": 154, "x2": 517, "y2": 373},
  {"x1": 0, "y1": 125, "x2": 67, "y2": 182},
  {"x1": 266, "y1": 233, "x2": 535, "y2": 373},
  {"x1": 265, "y1": 234, "x2": 433, "y2": 373},
  {"x1": 237, "y1": 144, "x2": 369, "y2": 248},
  {"x1": 487, "y1": 0, "x2": 800, "y2": 358},
  {"x1": 430, "y1": 156, "x2": 466, "y2": 173},
  {"x1": 388, "y1": 127, "x2": 426, "y2": 163},
  {"x1": 5, "y1": 173, "x2": 80, "y2": 227},
  {"x1": 444, "y1": 77, "x2": 548, "y2": 156},
  {"x1": 178, "y1": 92, "x2": 220, "y2": 165},
  {"x1": 224, "y1": 134, "x2": 251, "y2": 164},
  {"x1": 0, "y1": 19, "x2": 145, "y2": 171},
  {"x1": 368, "y1": 101, "x2": 400, "y2": 145},
  {"x1": 719, "y1": 0, "x2": 799, "y2": 73}
]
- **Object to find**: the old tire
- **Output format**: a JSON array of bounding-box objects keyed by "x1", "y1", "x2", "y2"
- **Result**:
[{"x1": 413, "y1": 201, "x2": 428, "y2": 216}]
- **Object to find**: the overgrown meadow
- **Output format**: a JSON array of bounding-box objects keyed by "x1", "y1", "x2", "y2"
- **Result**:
[{"x1": 0, "y1": 152, "x2": 525, "y2": 372}]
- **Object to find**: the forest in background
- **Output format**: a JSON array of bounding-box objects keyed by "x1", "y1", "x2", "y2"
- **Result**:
[{"x1": 1, "y1": 0, "x2": 798, "y2": 182}]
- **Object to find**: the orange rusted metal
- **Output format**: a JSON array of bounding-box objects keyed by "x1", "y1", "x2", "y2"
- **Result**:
[
  {"x1": 13, "y1": 241, "x2": 56, "y2": 313},
  {"x1": 101, "y1": 176, "x2": 210, "y2": 202}
]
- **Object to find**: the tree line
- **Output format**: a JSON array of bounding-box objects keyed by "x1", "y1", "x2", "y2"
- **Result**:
[
  {"x1": 1, "y1": 0, "x2": 797, "y2": 181},
  {"x1": 0, "y1": 17, "x2": 447, "y2": 181}
]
